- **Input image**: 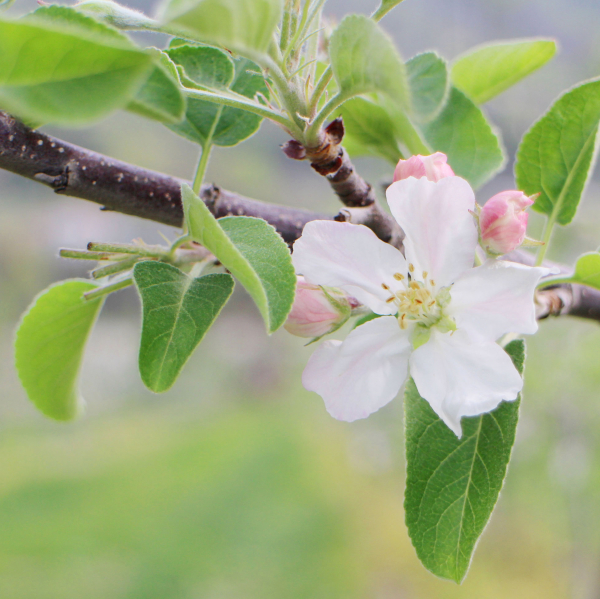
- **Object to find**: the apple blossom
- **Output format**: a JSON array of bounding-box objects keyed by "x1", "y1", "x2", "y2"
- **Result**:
[
  {"x1": 393, "y1": 152, "x2": 455, "y2": 182},
  {"x1": 284, "y1": 276, "x2": 358, "y2": 339},
  {"x1": 479, "y1": 190, "x2": 535, "y2": 255},
  {"x1": 292, "y1": 176, "x2": 547, "y2": 437}
]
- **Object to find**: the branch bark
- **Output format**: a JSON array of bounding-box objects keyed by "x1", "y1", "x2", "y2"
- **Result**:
[{"x1": 1, "y1": 111, "x2": 599, "y2": 325}]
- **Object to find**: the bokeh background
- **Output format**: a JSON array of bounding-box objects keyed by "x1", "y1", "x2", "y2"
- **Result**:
[{"x1": 2, "y1": 0, "x2": 600, "y2": 597}]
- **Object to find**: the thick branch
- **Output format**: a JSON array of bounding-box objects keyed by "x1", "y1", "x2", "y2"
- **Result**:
[
  {"x1": 0, "y1": 111, "x2": 330, "y2": 244},
  {"x1": 1, "y1": 112, "x2": 600, "y2": 324}
]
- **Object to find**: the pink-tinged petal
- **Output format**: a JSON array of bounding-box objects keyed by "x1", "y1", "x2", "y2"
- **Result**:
[
  {"x1": 302, "y1": 316, "x2": 412, "y2": 422},
  {"x1": 449, "y1": 260, "x2": 548, "y2": 342},
  {"x1": 393, "y1": 152, "x2": 455, "y2": 182},
  {"x1": 409, "y1": 329, "x2": 523, "y2": 437},
  {"x1": 480, "y1": 190, "x2": 535, "y2": 255},
  {"x1": 386, "y1": 177, "x2": 478, "y2": 286},
  {"x1": 293, "y1": 220, "x2": 408, "y2": 315}
]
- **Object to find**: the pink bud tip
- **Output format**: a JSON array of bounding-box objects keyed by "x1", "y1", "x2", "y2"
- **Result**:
[
  {"x1": 393, "y1": 152, "x2": 455, "y2": 183},
  {"x1": 479, "y1": 190, "x2": 535, "y2": 255},
  {"x1": 284, "y1": 277, "x2": 354, "y2": 338}
]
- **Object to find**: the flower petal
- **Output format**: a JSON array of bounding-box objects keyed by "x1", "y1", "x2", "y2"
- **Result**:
[
  {"x1": 386, "y1": 177, "x2": 478, "y2": 286},
  {"x1": 293, "y1": 220, "x2": 408, "y2": 315},
  {"x1": 302, "y1": 316, "x2": 411, "y2": 422},
  {"x1": 409, "y1": 329, "x2": 523, "y2": 437},
  {"x1": 450, "y1": 260, "x2": 548, "y2": 342}
]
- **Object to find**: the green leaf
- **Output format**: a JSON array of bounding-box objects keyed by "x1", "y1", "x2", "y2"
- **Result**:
[
  {"x1": 127, "y1": 51, "x2": 186, "y2": 124},
  {"x1": 329, "y1": 15, "x2": 409, "y2": 109},
  {"x1": 422, "y1": 87, "x2": 506, "y2": 189},
  {"x1": 161, "y1": 0, "x2": 283, "y2": 55},
  {"x1": 133, "y1": 262, "x2": 234, "y2": 393},
  {"x1": 166, "y1": 43, "x2": 235, "y2": 89},
  {"x1": 452, "y1": 39, "x2": 556, "y2": 105},
  {"x1": 515, "y1": 78, "x2": 600, "y2": 226},
  {"x1": 167, "y1": 46, "x2": 268, "y2": 147},
  {"x1": 182, "y1": 185, "x2": 296, "y2": 333},
  {"x1": 547, "y1": 252, "x2": 600, "y2": 290},
  {"x1": 407, "y1": 52, "x2": 449, "y2": 123},
  {"x1": 0, "y1": 7, "x2": 153, "y2": 125},
  {"x1": 404, "y1": 339, "x2": 525, "y2": 583},
  {"x1": 340, "y1": 97, "x2": 401, "y2": 163},
  {"x1": 14, "y1": 280, "x2": 105, "y2": 421}
]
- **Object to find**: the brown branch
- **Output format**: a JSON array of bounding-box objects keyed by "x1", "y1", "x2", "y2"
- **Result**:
[
  {"x1": 282, "y1": 118, "x2": 404, "y2": 248},
  {"x1": 1, "y1": 111, "x2": 600, "y2": 324},
  {"x1": 0, "y1": 111, "x2": 330, "y2": 245}
]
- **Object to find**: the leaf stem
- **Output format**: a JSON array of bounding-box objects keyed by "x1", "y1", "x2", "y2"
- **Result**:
[
  {"x1": 84, "y1": 278, "x2": 133, "y2": 301},
  {"x1": 192, "y1": 125, "x2": 217, "y2": 195},
  {"x1": 535, "y1": 214, "x2": 556, "y2": 266},
  {"x1": 371, "y1": 0, "x2": 407, "y2": 22},
  {"x1": 182, "y1": 86, "x2": 301, "y2": 135},
  {"x1": 308, "y1": 65, "x2": 333, "y2": 117},
  {"x1": 91, "y1": 256, "x2": 142, "y2": 279},
  {"x1": 306, "y1": 91, "x2": 350, "y2": 146}
]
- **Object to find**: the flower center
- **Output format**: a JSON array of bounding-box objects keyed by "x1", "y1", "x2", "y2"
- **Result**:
[{"x1": 382, "y1": 266, "x2": 453, "y2": 333}]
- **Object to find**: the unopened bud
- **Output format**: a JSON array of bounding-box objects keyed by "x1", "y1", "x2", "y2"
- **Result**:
[
  {"x1": 479, "y1": 190, "x2": 535, "y2": 255},
  {"x1": 284, "y1": 277, "x2": 357, "y2": 339},
  {"x1": 393, "y1": 152, "x2": 454, "y2": 183}
]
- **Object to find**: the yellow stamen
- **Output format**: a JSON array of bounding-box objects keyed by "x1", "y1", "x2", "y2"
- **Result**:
[
  {"x1": 382, "y1": 283, "x2": 390, "y2": 290},
  {"x1": 408, "y1": 263, "x2": 415, "y2": 273},
  {"x1": 393, "y1": 273, "x2": 405, "y2": 281}
]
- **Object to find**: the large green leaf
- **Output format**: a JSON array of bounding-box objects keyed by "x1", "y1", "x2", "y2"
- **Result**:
[
  {"x1": 0, "y1": 7, "x2": 153, "y2": 125},
  {"x1": 167, "y1": 45, "x2": 268, "y2": 147},
  {"x1": 14, "y1": 280, "x2": 104, "y2": 421},
  {"x1": 407, "y1": 52, "x2": 449, "y2": 123},
  {"x1": 404, "y1": 339, "x2": 525, "y2": 583},
  {"x1": 515, "y1": 79, "x2": 600, "y2": 226},
  {"x1": 329, "y1": 15, "x2": 409, "y2": 109},
  {"x1": 452, "y1": 39, "x2": 556, "y2": 105},
  {"x1": 340, "y1": 97, "x2": 402, "y2": 164},
  {"x1": 182, "y1": 185, "x2": 296, "y2": 333},
  {"x1": 133, "y1": 261, "x2": 234, "y2": 393},
  {"x1": 127, "y1": 51, "x2": 186, "y2": 124},
  {"x1": 422, "y1": 87, "x2": 505, "y2": 189},
  {"x1": 161, "y1": 0, "x2": 282, "y2": 55}
]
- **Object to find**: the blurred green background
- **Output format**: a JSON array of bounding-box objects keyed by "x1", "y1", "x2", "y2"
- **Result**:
[{"x1": 1, "y1": 0, "x2": 600, "y2": 597}]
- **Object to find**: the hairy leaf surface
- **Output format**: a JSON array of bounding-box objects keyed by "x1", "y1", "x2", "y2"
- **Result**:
[
  {"x1": 182, "y1": 185, "x2": 296, "y2": 333},
  {"x1": 15, "y1": 280, "x2": 104, "y2": 421},
  {"x1": 407, "y1": 52, "x2": 449, "y2": 123},
  {"x1": 404, "y1": 339, "x2": 525, "y2": 582},
  {"x1": 340, "y1": 97, "x2": 401, "y2": 164},
  {"x1": 134, "y1": 262, "x2": 234, "y2": 392},
  {"x1": 161, "y1": 0, "x2": 282, "y2": 55},
  {"x1": 452, "y1": 39, "x2": 556, "y2": 105},
  {"x1": 128, "y1": 51, "x2": 186, "y2": 124},
  {"x1": 329, "y1": 15, "x2": 409, "y2": 109},
  {"x1": 0, "y1": 7, "x2": 153, "y2": 124},
  {"x1": 168, "y1": 45, "x2": 268, "y2": 147},
  {"x1": 422, "y1": 87, "x2": 505, "y2": 188},
  {"x1": 515, "y1": 79, "x2": 600, "y2": 226}
]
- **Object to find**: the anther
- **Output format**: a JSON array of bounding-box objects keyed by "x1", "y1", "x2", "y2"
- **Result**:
[
  {"x1": 386, "y1": 297, "x2": 395, "y2": 303},
  {"x1": 382, "y1": 283, "x2": 390, "y2": 290},
  {"x1": 393, "y1": 273, "x2": 405, "y2": 281},
  {"x1": 409, "y1": 281, "x2": 420, "y2": 290},
  {"x1": 408, "y1": 263, "x2": 415, "y2": 273},
  {"x1": 415, "y1": 299, "x2": 422, "y2": 304},
  {"x1": 430, "y1": 279, "x2": 436, "y2": 287},
  {"x1": 422, "y1": 271, "x2": 428, "y2": 279},
  {"x1": 428, "y1": 300, "x2": 436, "y2": 307}
]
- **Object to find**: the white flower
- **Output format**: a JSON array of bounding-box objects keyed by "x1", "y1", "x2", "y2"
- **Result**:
[{"x1": 292, "y1": 176, "x2": 547, "y2": 437}]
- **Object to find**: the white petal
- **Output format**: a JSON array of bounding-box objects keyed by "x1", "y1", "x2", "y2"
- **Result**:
[
  {"x1": 292, "y1": 220, "x2": 408, "y2": 315},
  {"x1": 386, "y1": 177, "x2": 478, "y2": 286},
  {"x1": 409, "y1": 329, "x2": 522, "y2": 437},
  {"x1": 450, "y1": 260, "x2": 548, "y2": 342},
  {"x1": 302, "y1": 316, "x2": 412, "y2": 422}
]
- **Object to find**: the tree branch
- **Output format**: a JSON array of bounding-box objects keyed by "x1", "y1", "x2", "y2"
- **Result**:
[
  {"x1": 1, "y1": 111, "x2": 599, "y2": 325},
  {"x1": 0, "y1": 111, "x2": 330, "y2": 244}
]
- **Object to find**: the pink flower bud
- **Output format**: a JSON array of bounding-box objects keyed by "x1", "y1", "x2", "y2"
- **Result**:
[
  {"x1": 284, "y1": 277, "x2": 356, "y2": 338},
  {"x1": 393, "y1": 152, "x2": 455, "y2": 183},
  {"x1": 479, "y1": 190, "x2": 535, "y2": 255}
]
